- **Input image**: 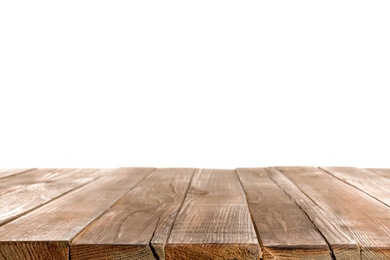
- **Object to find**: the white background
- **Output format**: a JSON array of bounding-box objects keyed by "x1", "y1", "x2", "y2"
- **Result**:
[{"x1": 1, "y1": 1, "x2": 389, "y2": 168}]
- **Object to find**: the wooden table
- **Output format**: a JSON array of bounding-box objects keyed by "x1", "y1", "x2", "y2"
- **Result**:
[{"x1": 0, "y1": 167, "x2": 389, "y2": 259}]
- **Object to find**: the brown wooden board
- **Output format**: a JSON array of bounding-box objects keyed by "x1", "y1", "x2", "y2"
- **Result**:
[
  {"x1": 71, "y1": 168, "x2": 194, "y2": 260},
  {"x1": 0, "y1": 168, "x2": 57, "y2": 195},
  {"x1": 0, "y1": 168, "x2": 155, "y2": 260},
  {"x1": 276, "y1": 166, "x2": 390, "y2": 259},
  {"x1": 0, "y1": 168, "x2": 105, "y2": 195},
  {"x1": 0, "y1": 169, "x2": 35, "y2": 179},
  {"x1": 1, "y1": 166, "x2": 389, "y2": 260},
  {"x1": 166, "y1": 169, "x2": 261, "y2": 260},
  {"x1": 237, "y1": 168, "x2": 332, "y2": 260},
  {"x1": 267, "y1": 167, "x2": 359, "y2": 259},
  {"x1": 322, "y1": 167, "x2": 390, "y2": 207},
  {"x1": 365, "y1": 168, "x2": 390, "y2": 178},
  {"x1": 0, "y1": 169, "x2": 105, "y2": 226}
]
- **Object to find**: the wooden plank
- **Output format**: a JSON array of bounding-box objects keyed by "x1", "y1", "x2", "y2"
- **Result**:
[
  {"x1": 0, "y1": 168, "x2": 98, "y2": 196},
  {"x1": 365, "y1": 168, "x2": 390, "y2": 178},
  {"x1": 0, "y1": 169, "x2": 35, "y2": 179},
  {"x1": 0, "y1": 168, "x2": 155, "y2": 260},
  {"x1": 321, "y1": 167, "x2": 390, "y2": 207},
  {"x1": 71, "y1": 168, "x2": 194, "y2": 260},
  {"x1": 0, "y1": 168, "x2": 107, "y2": 226},
  {"x1": 267, "y1": 167, "x2": 359, "y2": 259},
  {"x1": 237, "y1": 168, "x2": 332, "y2": 260},
  {"x1": 166, "y1": 169, "x2": 260, "y2": 260},
  {"x1": 0, "y1": 168, "x2": 56, "y2": 195},
  {"x1": 276, "y1": 166, "x2": 390, "y2": 259}
]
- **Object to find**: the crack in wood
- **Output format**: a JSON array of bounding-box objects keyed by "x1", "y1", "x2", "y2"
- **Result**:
[
  {"x1": 149, "y1": 217, "x2": 161, "y2": 260},
  {"x1": 267, "y1": 168, "x2": 337, "y2": 260},
  {"x1": 235, "y1": 169, "x2": 264, "y2": 259}
]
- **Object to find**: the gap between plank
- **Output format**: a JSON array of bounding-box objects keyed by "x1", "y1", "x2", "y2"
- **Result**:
[
  {"x1": 0, "y1": 168, "x2": 37, "y2": 180},
  {"x1": 319, "y1": 167, "x2": 390, "y2": 209},
  {"x1": 265, "y1": 168, "x2": 337, "y2": 260},
  {"x1": 0, "y1": 175, "x2": 102, "y2": 228},
  {"x1": 162, "y1": 168, "x2": 197, "y2": 260},
  {"x1": 149, "y1": 217, "x2": 161, "y2": 260},
  {"x1": 235, "y1": 169, "x2": 264, "y2": 260},
  {"x1": 69, "y1": 168, "x2": 158, "y2": 245}
]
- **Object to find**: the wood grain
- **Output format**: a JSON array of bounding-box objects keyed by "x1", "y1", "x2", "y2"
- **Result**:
[
  {"x1": 0, "y1": 241, "x2": 68, "y2": 260},
  {"x1": 0, "y1": 168, "x2": 155, "y2": 260},
  {"x1": 0, "y1": 168, "x2": 57, "y2": 195},
  {"x1": 267, "y1": 167, "x2": 359, "y2": 259},
  {"x1": 1, "y1": 167, "x2": 390, "y2": 259},
  {"x1": 277, "y1": 166, "x2": 390, "y2": 260},
  {"x1": 321, "y1": 166, "x2": 390, "y2": 207},
  {"x1": 237, "y1": 168, "x2": 332, "y2": 260},
  {"x1": 71, "y1": 168, "x2": 194, "y2": 260},
  {"x1": 0, "y1": 168, "x2": 105, "y2": 195},
  {"x1": 365, "y1": 168, "x2": 390, "y2": 178},
  {"x1": 0, "y1": 169, "x2": 104, "y2": 226},
  {"x1": 0, "y1": 169, "x2": 35, "y2": 179},
  {"x1": 166, "y1": 169, "x2": 261, "y2": 260}
]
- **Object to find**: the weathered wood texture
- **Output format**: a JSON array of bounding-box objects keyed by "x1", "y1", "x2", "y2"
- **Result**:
[
  {"x1": 0, "y1": 168, "x2": 105, "y2": 195},
  {"x1": 0, "y1": 168, "x2": 57, "y2": 195},
  {"x1": 365, "y1": 168, "x2": 390, "y2": 178},
  {"x1": 71, "y1": 168, "x2": 194, "y2": 260},
  {"x1": 237, "y1": 168, "x2": 332, "y2": 260},
  {"x1": 267, "y1": 167, "x2": 359, "y2": 259},
  {"x1": 277, "y1": 166, "x2": 390, "y2": 260},
  {"x1": 1, "y1": 167, "x2": 390, "y2": 260},
  {"x1": 0, "y1": 169, "x2": 104, "y2": 226},
  {"x1": 166, "y1": 169, "x2": 261, "y2": 260},
  {"x1": 0, "y1": 169, "x2": 35, "y2": 179},
  {"x1": 321, "y1": 166, "x2": 390, "y2": 207},
  {"x1": 0, "y1": 168, "x2": 155, "y2": 260}
]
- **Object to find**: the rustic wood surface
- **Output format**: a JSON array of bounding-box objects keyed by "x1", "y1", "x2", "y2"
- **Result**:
[
  {"x1": 0, "y1": 169, "x2": 104, "y2": 226},
  {"x1": 0, "y1": 169, "x2": 35, "y2": 179},
  {"x1": 268, "y1": 167, "x2": 360, "y2": 259},
  {"x1": 0, "y1": 168, "x2": 155, "y2": 260},
  {"x1": 321, "y1": 166, "x2": 390, "y2": 207},
  {"x1": 0, "y1": 167, "x2": 389, "y2": 260},
  {"x1": 237, "y1": 168, "x2": 332, "y2": 260},
  {"x1": 277, "y1": 166, "x2": 390, "y2": 259},
  {"x1": 166, "y1": 169, "x2": 260, "y2": 260},
  {"x1": 71, "y1": 168, "x2": 194, "y2": 260},
  {"x1": 0, "y1": 168, "x2": 59, "y2": 195},
  {"x1": 365, "y1": 168, "x2": 390, "y2": 178}
]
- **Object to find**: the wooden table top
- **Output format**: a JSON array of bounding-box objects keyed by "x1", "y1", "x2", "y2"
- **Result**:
[{"x1": 0, "y1": 167, "x2": 389, "y2": 260}]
